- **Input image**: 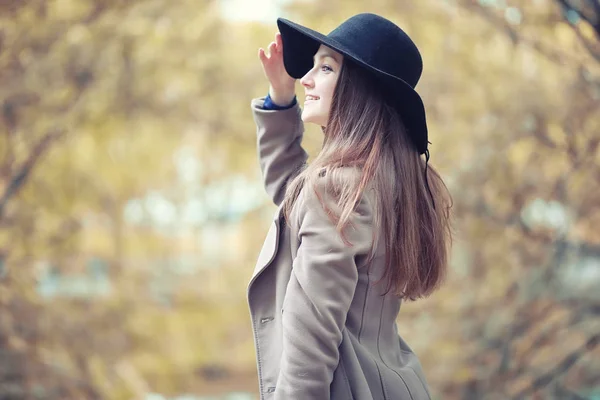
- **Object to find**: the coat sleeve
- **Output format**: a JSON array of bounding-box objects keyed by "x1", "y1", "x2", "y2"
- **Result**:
[
  {"x1": 251, "y1": 96, "x2": 309, "y2": 206},
  {"x1": 275, "y1": 172, "x2": 374, "y2": 400}
]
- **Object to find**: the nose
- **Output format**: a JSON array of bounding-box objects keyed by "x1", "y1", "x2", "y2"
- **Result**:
[{"x1": 300, "y1": 71, "x2": 314, "y2": 89}]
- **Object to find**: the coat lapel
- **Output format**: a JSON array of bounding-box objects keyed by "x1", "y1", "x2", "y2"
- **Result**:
[{"x1": 249, "y1": 203, "x2": 285, "y2": 283}]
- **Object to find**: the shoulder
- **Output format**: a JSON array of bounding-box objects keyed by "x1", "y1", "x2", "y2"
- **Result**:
[
  {"x1": 298, "y1": 165, "x2": 375, "y2": 250},
  {"x1": 301, "y1": 165, "x2": 373, "y2": 218},
  {"x1": 309, "y1": 166, "x2": 360, "y2": 199},
  {"x1": 315, "y1": 165, "x2": 364, "y2": 194},
  {"x1": 316, "y1": 166, "x2": 374, "y2": 203}
]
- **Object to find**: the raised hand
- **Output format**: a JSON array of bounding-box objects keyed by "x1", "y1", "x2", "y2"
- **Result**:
[{"x1": 258, "y1": 32, "x2": 296, "y2": 106}]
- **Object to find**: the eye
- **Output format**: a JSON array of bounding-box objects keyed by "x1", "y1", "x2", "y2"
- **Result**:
[{"x1": 321, "y1": 64, "x2": 333, "y2": 72}]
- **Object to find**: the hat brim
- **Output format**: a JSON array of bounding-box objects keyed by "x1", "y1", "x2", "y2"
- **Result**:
[{"x1": 277, "y1": 17, "x2": 429, "y2": 154}]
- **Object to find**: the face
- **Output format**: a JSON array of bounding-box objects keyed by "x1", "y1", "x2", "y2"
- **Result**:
[{"x1": 300, "y1": 44, "x2": 343, "y2": 128}]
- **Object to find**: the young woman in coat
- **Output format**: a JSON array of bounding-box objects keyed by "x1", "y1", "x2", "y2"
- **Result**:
[{"x1": 248, "y1": 13, "x2": 454, "y2": 400}]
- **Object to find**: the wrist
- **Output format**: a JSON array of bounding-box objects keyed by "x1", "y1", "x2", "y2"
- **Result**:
[{"x1": 269, "y1": 87, "x2": 296, "y2": 107}]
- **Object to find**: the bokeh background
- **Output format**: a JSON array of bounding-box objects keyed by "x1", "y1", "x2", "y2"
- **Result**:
[{"x1": 0, "y1": 0, "x2": 599, "y2": 399}]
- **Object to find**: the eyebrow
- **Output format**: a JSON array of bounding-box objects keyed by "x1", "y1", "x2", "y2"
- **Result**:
[{"x1": 313, "y1": 51, "x2": 339, "y2": 64}]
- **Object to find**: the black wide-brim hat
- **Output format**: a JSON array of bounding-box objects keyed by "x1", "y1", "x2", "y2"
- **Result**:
[{"x1": 277, "y1": 13, "x2": 430, "y2": 155}]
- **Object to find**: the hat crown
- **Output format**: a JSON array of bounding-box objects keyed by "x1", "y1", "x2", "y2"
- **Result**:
[{"x1": 328, "y1": 13, "x2": 423, "y2": 88}]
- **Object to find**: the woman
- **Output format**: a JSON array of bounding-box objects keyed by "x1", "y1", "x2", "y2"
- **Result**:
[{"x1": 247, "y1": 13, "x2": 453, "y2": 400}]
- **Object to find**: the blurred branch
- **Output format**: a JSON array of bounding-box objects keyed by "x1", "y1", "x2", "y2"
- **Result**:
[
  {"x1": 555, "y1": 0, "x2": 600, "y2": 38},
  {"x1": 554, "y1": 385, "x2": 590, "y2": 400},
  {"x1": 503, "y1": 299, "x2": 600, "y2": 373},
  {"x1": 555, "y1": 0, "x2": 600, "y2": 62},
  {"x1": 456, "y1": 0, "x2": 572, "y2": 65},
  {"x1": 513, "y1": 331, "x2": 600, "y2": 397},
  {"x1": 456, "y1": 0, "x2": 600, "y2": 64},
  {"x1": 0, "y1": 129, "x2": 65, "y2": 221},
  {"x1": 473, "y1": 197, "x2": 532, "y2": 234}
]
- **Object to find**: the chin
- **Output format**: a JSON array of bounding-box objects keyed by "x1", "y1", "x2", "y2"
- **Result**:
[{"x1": 301, "y1": 113, "x2": 325, "y2": 126}]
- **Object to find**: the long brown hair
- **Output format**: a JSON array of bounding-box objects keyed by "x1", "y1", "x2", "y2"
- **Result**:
[{"x1": 281, "y1": 57, "x2": 454, "y2": 301}]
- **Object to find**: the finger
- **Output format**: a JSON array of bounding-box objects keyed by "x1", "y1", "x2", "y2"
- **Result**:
[
  {"x1": 260, "y1": 48, "x2": 272, "y2": 63},
  {"x1": 276, "y1": 32, "x2": 283, "y2": 52}
]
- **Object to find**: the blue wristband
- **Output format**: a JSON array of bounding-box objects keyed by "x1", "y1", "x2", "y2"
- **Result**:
[{"x1": 263, "y1": 93, "x2": 297, "y2": 110}]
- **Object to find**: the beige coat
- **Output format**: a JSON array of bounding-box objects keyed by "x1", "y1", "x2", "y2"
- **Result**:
[{"x1": 247, "y1": 96, "x2": 431, "y2": 400}]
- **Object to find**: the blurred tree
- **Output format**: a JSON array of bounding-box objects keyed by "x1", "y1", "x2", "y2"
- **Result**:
[
  {"x1": 0, "y1": 0, "x2": 251, "y2": 398},
  {"x1": 451, "y1": 1, "x2": 600, "y2": 397}
]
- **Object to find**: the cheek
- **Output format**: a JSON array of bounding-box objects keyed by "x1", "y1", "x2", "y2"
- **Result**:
[{"x1": 325, "y1": 83, "x2": 337, "y2": 102}]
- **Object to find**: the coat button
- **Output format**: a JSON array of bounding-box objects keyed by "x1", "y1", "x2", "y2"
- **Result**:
[
  {"x1": 266, "y1": 386, "x2": 276, "y2": 393},
  {"x1": 260, "y1": 317, "x2": 274, "y2": 324}
]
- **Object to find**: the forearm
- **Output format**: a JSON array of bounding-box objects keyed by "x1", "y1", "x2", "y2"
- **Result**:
[{"x1": 250, "y1": 95, "x2": 308, "y2": 206}]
